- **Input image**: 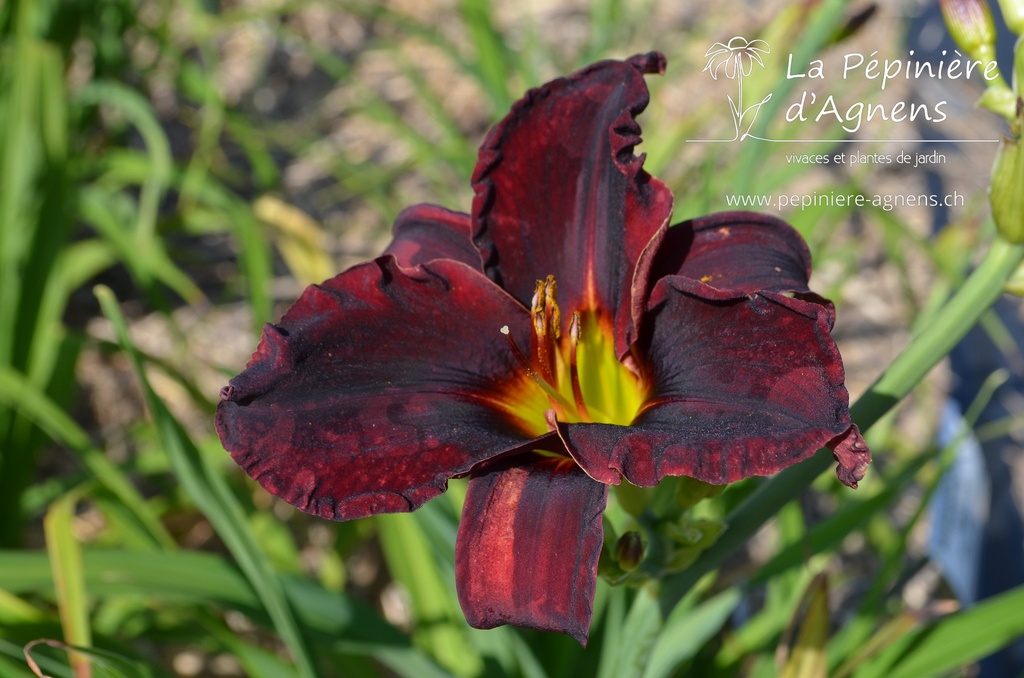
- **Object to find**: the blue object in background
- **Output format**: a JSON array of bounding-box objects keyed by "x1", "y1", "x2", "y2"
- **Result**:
[
  {"x1": 946, "y1": 296, "x2": 1024, "y2": 676},
  {"x1": 929, "y1": 399, "x2": 990, "y2": 607},
  {"x1": 907, "y1": 3, "x2": 1024, "y2": 673}
]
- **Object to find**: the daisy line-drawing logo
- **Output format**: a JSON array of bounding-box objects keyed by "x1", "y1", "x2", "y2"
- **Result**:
[{"x1": 700, "y1": 36, "x2": 773, "y2": 142}]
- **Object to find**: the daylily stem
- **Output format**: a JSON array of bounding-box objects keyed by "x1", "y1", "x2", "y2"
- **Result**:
[{"x1": 658, "y1": 236, "x2": 1024, "y2": 611}]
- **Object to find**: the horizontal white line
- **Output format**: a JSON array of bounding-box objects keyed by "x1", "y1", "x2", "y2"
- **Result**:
[{"x1": 686, "y1": 137, "x2": 1002, "y2": 143}]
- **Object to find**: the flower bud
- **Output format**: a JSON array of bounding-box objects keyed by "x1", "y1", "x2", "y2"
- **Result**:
[
  {"x1": 1017, "y1": 33, "x2": 1024, "y2": 94},
  {"x1": 978, "y1": 83, "x2": 1019, "y2": 120},
  {"x1": 614, "y1": 531, "x2": 645, "y2": 572},
  {"x1": 996, "y1": 0, "x2": 1024, "y2": 35},
  {"x1": 940, "y1": 0, "x2": 998, "y2": 63},
  {"x1": 990, "y1": 110, "x2": 1024, "y2": 243}
]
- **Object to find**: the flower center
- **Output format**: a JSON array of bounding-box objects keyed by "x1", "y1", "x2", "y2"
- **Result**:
[{"x1": 501, "y1": 275, "x2": 645, "y2": 436}]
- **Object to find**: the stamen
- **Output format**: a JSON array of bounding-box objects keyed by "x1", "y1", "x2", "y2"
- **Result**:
[
  {"x1": 544, "y1": 277, "x2": 561, "y2": 340},
  {"x1": 501, "y1": 325, "x2": 575, "y2": 418},
  {"x1": 532, "y1": 277, "x2": 557, "y2": 385},
  {"x1": 568, "y1": 313, "x2": 592, "y2": 422},
  {"x1": 529, "y1": 279, "x2": 545, "y2": 365}
]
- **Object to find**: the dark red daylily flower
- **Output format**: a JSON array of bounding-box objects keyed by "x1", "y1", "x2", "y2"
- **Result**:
[{"x1": 216, "y1": 52, "x2": 870, "y2": 645}]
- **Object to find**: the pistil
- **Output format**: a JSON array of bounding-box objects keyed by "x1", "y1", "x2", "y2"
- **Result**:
[
  {"x1": 502, "y1": 276, "x2": 644, "y2": 430},
  {"x1": 568, "y1": 312, "x2": 592, "y2": 422},
  {"x1": 501, "y1": 325, "x2": 574, "y2": 419}
]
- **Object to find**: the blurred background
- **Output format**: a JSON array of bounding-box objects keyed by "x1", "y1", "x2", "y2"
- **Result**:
[{"x1": 1, "y1": 0, "x2": 1023, "y2": 675}]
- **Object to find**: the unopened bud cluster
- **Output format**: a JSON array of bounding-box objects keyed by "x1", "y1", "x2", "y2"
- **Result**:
[
  {"x1": 940, "y1": 0, "x2": 998, "y2": 62},
  {"x1": 941, "y1": 0, "x2": 1024, "y2": 244},
  {"x1": 940, "y1": 0, "x2": 1018, "y2": 121}
]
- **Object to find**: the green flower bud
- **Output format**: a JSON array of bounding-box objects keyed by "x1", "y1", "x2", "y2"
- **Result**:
[
  {"x1": 979, "y1": 83, "x2": 1018, "y2": 120},
  {"x1": 1017, "y1": 34, "x2": 1024, "y2": 95},
  {"x1": 996, "y1": 0, "x2": 1024, "y2": 35},
  {"x1": 990, "y1": 106, "x2": 1024, "y2": 243},
  {"x1": 940, "y1": 0, "x2": 998, "y2": 63},
  {"x1": 614, "y1": 531, "x2": 645, "y2": 572}
]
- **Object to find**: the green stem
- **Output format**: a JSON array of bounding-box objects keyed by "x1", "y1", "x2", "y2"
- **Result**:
[{"x1": 659, "y1": 237, "x2": 1024, "y2": 611}]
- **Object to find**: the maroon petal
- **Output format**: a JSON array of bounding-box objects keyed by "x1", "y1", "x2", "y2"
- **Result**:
[
  {"x1": 383, "y1": 204, "x2": 482, "y2": 270},
  {"x1": 556, "y1": 276, "x2": 868, "y2": 488},
  {"x1": 471, "y1": 52, "x2": 674, "y2": 358},
  {"x1": 455, "y1": 455, "x2": 607, "y2": 645},
  {"x1": 216, "y1": 256, "x2": 554, "y2": 521},
  {"x1": 651, "y1": 211, "x2": 815, "y2": 296},
  {"x1": 829, "y1": 425, "x2": 871, "y2": 488}
]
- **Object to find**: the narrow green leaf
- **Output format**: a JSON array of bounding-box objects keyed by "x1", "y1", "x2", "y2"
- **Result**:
[
  {"x1": 78, "y1": 186, "x2": 204, "y2": 306},
  {"x1": 584, "y1": 0, "x2": 622, "y2": 62},
  {"x1": 230, "y1": 203, "x2": 274, "y2": 332},
  {"x1": 833, "y1": 614, "x2": 918, "y2": 678},
  {"x1": 0, "y1": 14, "x2": 43, "y2": 369},
  {"x1": 598, "y1": 585, "x2": 663, "y2": 678},
  {"x1": 642, "y1": 587, "x2": 742, "y2": 678},
  {"x1": 0, "y1": 589, "x2": 46, "y2": 625},
  {"x1": 24, "y1": 640, "x2": 153, "y2": 678},
  {"x1": 75, "y1": 81, "x2": 171, "y2": 250},
  {"x1": 830, "y1": 370, "x2": 1011, "y2": 669},
  {"x1": 779, "y1": 575, "x2": 829, "y2": 678},
  {"x1": 44, "y1": 494, "x2": 91, "y2": 677},
  {"x1": 855, "y1": 585, "x2": 1024, "y2": 678},
  {"x1": 458, "y1": 0, "x2": 513, "y2": 112},
  {"x1": 203, "y1": 620, "x2": 299, "y2": 678},
  {"x1": 752, "y1": 451, "x2": 932, "y2": 585},
  {"x1": 24, "y1": 240, "x2": 116, "y2": 387},
  {"x1": 376, "y1": 513, "x2": 482, "y2": 677},
  {"x1": 0, "y1": 366, "x2": 175, "y2": 550},
  {"x1": 0, "y1": 639, "x2": 58, "y2": 678},
  {"x1": 0, "y1": 10, "x2": 76, "y2": 548},
  {"x1": 0, "y1": 547, "x2": 449, "y2": 674},
  {"x1": 94, "y1": 286, "x2": 317, "y2": 678},
  {"x1": 597, "y1": 585, "x2": 627, "y2": 676}
]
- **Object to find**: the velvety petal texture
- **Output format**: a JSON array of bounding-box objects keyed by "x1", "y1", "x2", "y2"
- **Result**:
[
  {"x1": 456, "y1": 456, "x2": 607, "y2": 646},
  {"x1": 558, "y1": 276, "x2": 865, "y2": 488},
  {"x1": 471, "y1": 52, "x2": 674, "y2": 357},
  {"x1": 218, "y1": 52, "x2": 871, "y2": 646},
  {"x1": 651, "y1": 211, "x2": 813, "y2": 295},
  {"x1": 383, "y1": 204, "x2": 481, "y2": 270},
  {"x1": 216, "y1": 257, "x2": 543, "y2": 521}
]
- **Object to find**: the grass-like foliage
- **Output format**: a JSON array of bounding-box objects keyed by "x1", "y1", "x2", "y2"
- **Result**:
[{"x1": 2, "y1": 0, "x2": 1024, "y2": 676}]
